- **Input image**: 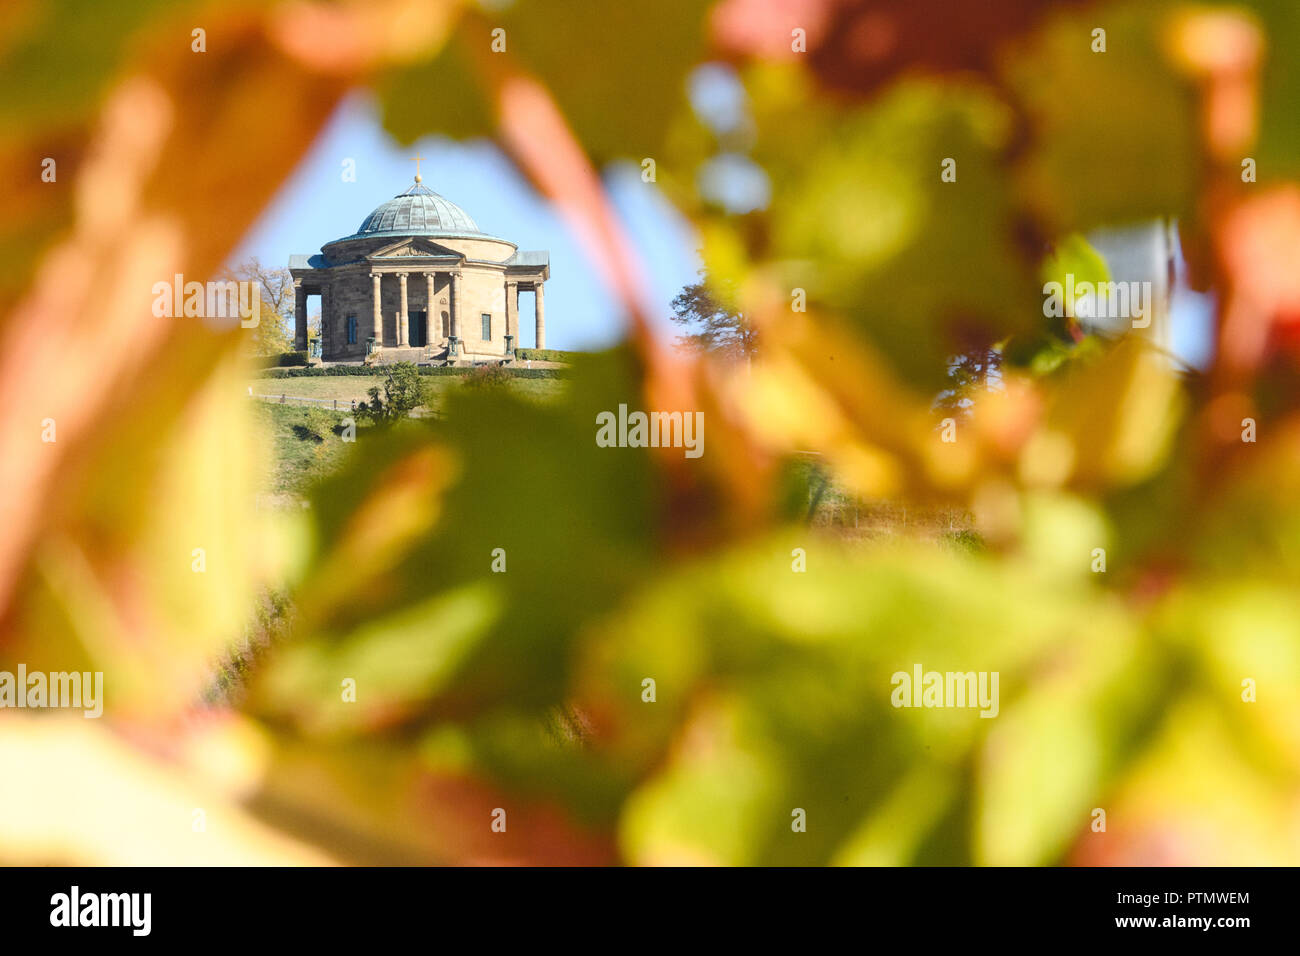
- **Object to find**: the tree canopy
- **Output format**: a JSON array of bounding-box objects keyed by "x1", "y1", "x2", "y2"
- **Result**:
[{"x1": 669, "y1": 277, "x2": 758, "y2": 362}]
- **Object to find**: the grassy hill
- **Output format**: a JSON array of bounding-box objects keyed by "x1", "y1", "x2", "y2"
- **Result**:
[
  {"x1": 252, "y1": 371, "x2": 566, "y2": 499},
  {"x1": 256, "y1": 403, "x2": 355, "y2": 498},
  {"x1": 250, "y1": 373, "x2": 563, "y2": 415}
]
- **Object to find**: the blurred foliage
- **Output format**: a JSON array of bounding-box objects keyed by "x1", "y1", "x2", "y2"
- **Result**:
[{"x1": 3, "y1": 0, "x2": 1300, "y2": 866}]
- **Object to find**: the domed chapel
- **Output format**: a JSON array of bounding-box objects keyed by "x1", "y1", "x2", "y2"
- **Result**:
[{"x1": 288, "y1": 173, "x2": 550, "y2": 364}]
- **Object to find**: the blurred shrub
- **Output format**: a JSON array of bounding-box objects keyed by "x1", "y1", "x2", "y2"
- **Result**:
[
  {"x1": 267, "y1": 351, "x2": 309, "y2": 367},
  {"x1": 293, "y1": 406, "x2": 338, "y2": 443},
  {"x1": 460, "y1": 365, "x2": 514, "y2": 390},
  {"x1": 354, "y1": 362, "x2": 428, "y2": 424}
]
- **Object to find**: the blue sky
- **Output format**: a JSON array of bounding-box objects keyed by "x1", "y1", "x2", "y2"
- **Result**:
[{"x1": 230, "y1": 92, "x2": 702, "y2": 351}]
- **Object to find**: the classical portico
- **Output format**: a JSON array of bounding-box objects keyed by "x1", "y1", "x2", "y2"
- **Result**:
[{"x1": 290, "y1": 176, "x2": 550, "y2": 363}]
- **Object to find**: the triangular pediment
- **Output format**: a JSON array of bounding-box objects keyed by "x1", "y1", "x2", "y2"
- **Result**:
[{"x1": 368, "y1": 238, "x2": 462, "y2": 260}]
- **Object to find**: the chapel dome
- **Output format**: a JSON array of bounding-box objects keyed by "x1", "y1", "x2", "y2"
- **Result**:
[{"x1": 351, "y1": 180, "x2": 481, "y2": 238}]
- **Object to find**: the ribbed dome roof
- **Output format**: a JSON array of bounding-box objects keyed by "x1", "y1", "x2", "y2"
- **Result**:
[{"x1": 353, "y1": 181, "x2": 480, "y2": 237}]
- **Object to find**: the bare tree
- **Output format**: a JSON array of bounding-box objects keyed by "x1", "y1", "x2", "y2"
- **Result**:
[
  {"x1": 221, "y1": 257, "x2": 295, "y2": 356},
  {"x1": 225, "y1": 257, "x2": 295, "y2": 322}
]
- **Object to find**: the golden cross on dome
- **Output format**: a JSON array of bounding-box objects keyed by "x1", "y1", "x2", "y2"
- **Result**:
[{"x1": 411, "y1": 154, "x2": 426, "y2": 183}]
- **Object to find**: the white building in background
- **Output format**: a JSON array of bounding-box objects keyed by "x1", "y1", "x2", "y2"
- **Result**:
[{"x1": 1082, "y1": 219, "x2": 1213, "y2": 370}]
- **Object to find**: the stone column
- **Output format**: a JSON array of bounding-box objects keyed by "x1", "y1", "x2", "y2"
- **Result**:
[
  {"x1": 505, "y1": 280, "x2": 518, "y2": 345},
  {"x1": 397, "y1": 272, "x2": 409, "y2": 346},
  {"x1": 450, "y1": 271, "x2": 463, "y2": 353},
  {"x1": 534, "y1": 282, "x2": 545, "y2": 350},
  {"x1": 370, "y1": 272, "x2": 382, "y2": 345},
  {"x1": 424, "y1": 272, "x2": 436, "y2": 346},
  {"x1": 321, "y1": 283, "x2": 331, "y2": 357},
  {"x1": 293, "y1": 279, "x2": 307, "y2": 351}
]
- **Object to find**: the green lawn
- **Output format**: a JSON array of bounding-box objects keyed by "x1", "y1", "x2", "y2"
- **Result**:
[
  {"x1": 253, "y1": 374, "x2": 566, "y2": 499},
  {"x1": 256, "y1": 403, "x2": 355, "y2": 497},
  {"x1": 250, "y1": 374, "x2": 563, "y2": 413}
]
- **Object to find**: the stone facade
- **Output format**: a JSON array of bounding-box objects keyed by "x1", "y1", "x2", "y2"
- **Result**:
[{"x1": 289, "y1": 179, "x2": 549, "y2": 363}]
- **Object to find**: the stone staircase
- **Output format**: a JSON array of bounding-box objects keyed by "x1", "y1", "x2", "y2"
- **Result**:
[
  {"x1": 367, "y1": 345, "x2": 517, "y2": 368},
  {"x1": 369, "y1": 345, "x2": 446, "y2": 366}
]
